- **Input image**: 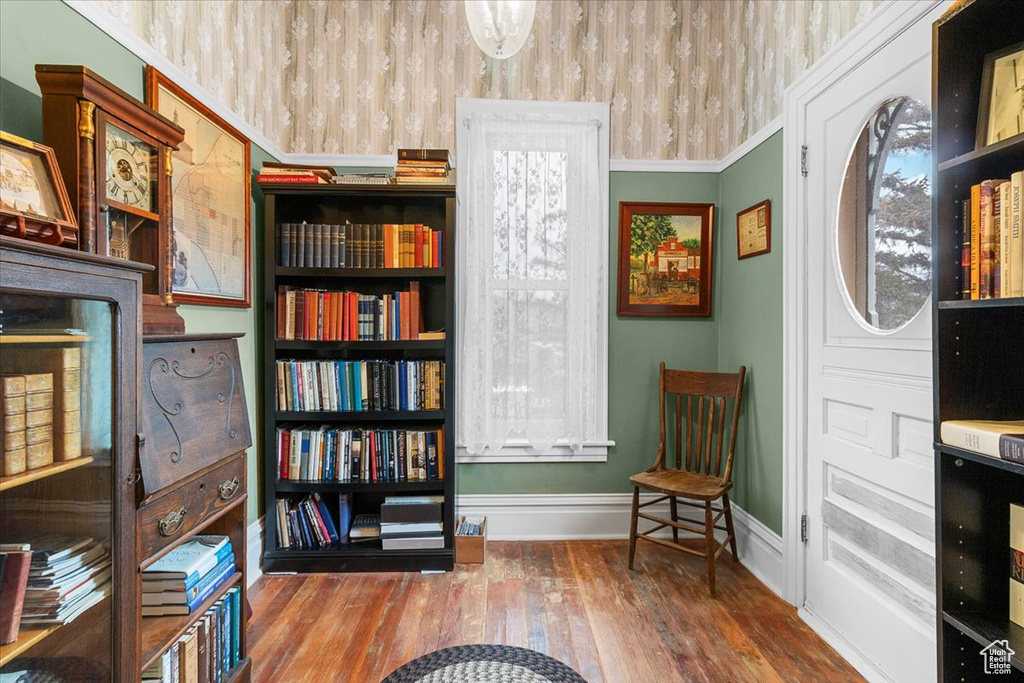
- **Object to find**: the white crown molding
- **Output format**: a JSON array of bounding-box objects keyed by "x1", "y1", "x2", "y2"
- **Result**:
[
  {"x1": 456, "y1": 493, "x2": 784, "y2": 597},
  {"x1": 609, "y1": 158, "x2": 722, "y2": 173},
  {"x1": 246, "y1": 517, "x2": 264, "y2": 588},
  {"x1": 62, "y1": 0, "x2": 288, "y2": 161}
]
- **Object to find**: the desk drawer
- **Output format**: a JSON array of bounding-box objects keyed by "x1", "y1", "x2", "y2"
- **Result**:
[{"x1": 138, "y1": 453, "x2": 245, "y2": 561}]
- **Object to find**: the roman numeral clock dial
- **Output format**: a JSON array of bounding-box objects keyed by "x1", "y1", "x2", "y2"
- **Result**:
[{"x1": 105, "y1": 125, "x2": 154, "y2": 213}]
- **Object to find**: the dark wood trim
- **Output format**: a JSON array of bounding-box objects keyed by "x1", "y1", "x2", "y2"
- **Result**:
[{"x1": 145, "y1": 66, "x2": 252, "y2": 309}]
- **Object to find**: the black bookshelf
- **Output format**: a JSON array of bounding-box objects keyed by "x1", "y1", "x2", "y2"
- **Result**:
[
  {"x1": 262, "y1": 184, "x2": 456, "y2": 573},
  {"x1": 932, "y1": 1, "x2": 1024, "y2": 678}
]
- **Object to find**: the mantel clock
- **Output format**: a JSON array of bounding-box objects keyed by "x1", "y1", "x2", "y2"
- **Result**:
[{"x1": 35, "y1": 64, "x2": 186, "y2": 334}]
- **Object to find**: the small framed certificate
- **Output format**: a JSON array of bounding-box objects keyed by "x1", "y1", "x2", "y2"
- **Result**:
[{"x1": 736, "y1": 199, "x2": 771, "y2": 260}]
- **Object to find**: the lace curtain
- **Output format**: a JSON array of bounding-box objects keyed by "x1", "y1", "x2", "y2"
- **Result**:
[{"x1": 458, "y1": 109, "x2": 604, "y2": 455}]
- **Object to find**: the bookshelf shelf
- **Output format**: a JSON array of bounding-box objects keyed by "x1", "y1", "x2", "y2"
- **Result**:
[
  {"x1": 0, "y1": 594, "x2": 109, "y2": 667},
  {"x1": 274, "y1": 480, "x2": 445, "y2": 494},
  {"x1": 942, "y1": 612, "x2": 1024, "y2": 673},
  {"x1": 276, "y1": 267, "x2": 444, "y2": 279},
  {"x1": 936, "y1": 133, "x2": 1024, "y2": 172},
  {"x1": 0, "y1": 455, "x2": 96, "y2": 492},
  {"x1": 936, "y1": 443, "x2": 1024, "y2": 476},
  {"x1": 275, "y1": 410, "x2": 444, "y2": 422},
  {"x1": 139, "y1": 572, "x2": 243, "y2": 672},
  {"x1": 0, "y1": 333, "x2": 90, "y2": 344},
  {"x1": 937, "y1": 298, "x2": 1024, "y2": 310},
  {"x1": 275, "y1": 339, "x2": 445, "y2": 352},
  {"x1": 263, "y1": 185, "x2": 456, "y2": 574}
]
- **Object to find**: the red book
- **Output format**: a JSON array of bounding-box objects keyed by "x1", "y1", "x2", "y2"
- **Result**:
[
  {"x1": 409, "y1": 281, "x2": 422, "y2": 337},
  {"x1": 323, "y1": 292, "x2": 332, "y2": 341},
  {"x1": 399, "y1": 291, "x2": 411, "y2": 340},
  {"x1": 296, "y1": 292, "x2": 306, "y2": 340},
  {"x1": 348, "y1": 292, "x2": 358, "y2": 341},
  {"x1": 431, "y1": 232, "x2": 439, "y2": 269},
  {"x1": 256, "y1": 174, "x2": 327, "y2": 184},
  {"x1": 276, "y1": 289, "x2": 287, "y2": 339},
  {"x1": 279, "y1": 429, "x2": 290, "y2": 480},
  {"x1": 0, "y1": 548, "x2": 31, "y2": 644}
]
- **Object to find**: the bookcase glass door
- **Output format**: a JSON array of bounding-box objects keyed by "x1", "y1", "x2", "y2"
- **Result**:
[{"x1": 0, "y1": 293, "x2": 115, "y2": 681}]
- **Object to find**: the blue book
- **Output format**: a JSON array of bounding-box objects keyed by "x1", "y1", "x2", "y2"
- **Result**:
[
  {"x1": 143, "y1": 536, "x2": 230, "y2": 582},
  {"x1": 338, "y1": 493, "x2": 352, "y2": 542},
  {"x1": 297, "y1": 506, "x2": 314, "y2": 548},
  {"x1": 229, "y1": 586, "x2": 241, "y2": 667},
  {"x1": 289, "y1": 362, "x2": 300, "y2": 410},
  {"x1": 142, "y1": 554, "x2": 234, "y2": 598},
  {"x1": 399, "y1": 361, "x2": 408, "y2": 411}
]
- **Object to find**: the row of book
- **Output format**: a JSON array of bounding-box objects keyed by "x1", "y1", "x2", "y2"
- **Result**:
[
  {"x1": 395, "y1": 148, "x2": 452, "y2": 185},
  {"x1": 143, "y1": 585, "x2": 243, "y2": 683},
  {"x1": 940, "y1": 419, "x2": 1023, "y2": 464},
  {"x1": 275, "y1": 359, "x2": 445, "y2": 413},
  {"x1": 276, "y1": 222, "x2": 443, "y2": 269},
  {"x1": 275, "y1": 425, "x2": 444, "y2": 483},
  {"x1": 958, "y1": 172, "x2": 1023, "y2": 300},
  {"x1": 275, "y1": 493, "x2": 349, "y2": 549},
  {"x1": 141, "y1": 535, "x2": 236, "y2": 617},
  {"x1": 276, "y1": 284, "x2": 429, "y2": 342},
  {"x1": 275, "y1": 495, "x2": 444, "y2": 551},
  {"x1": 2, "y1": 345, "x2": 83, "y2": 476},
  {"x1": 0, "y1": 536, "x2": 111, "y2": 647}
]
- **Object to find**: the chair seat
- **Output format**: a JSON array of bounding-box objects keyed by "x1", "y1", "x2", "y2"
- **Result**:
[{"x1": 630, "y1": 469, "x2": 734, "y2": 500}]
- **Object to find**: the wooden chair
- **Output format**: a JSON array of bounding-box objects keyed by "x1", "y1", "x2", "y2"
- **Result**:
[{"x1": 628, "y1": 362, "x2": 747, "y2": 597}]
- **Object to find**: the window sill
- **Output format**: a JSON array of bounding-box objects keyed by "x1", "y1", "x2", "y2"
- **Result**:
[{"x1": 456, "y1": 441, "x2": 613, "y2": 464}]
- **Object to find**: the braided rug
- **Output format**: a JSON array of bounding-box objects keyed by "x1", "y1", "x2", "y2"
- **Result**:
[{"x1": 381, "y1": 644, "x2": 588, "y2": 683}]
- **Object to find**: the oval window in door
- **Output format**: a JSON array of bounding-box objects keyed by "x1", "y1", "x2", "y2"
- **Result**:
[{"x1": 836, "y1": 96, "x2": 932, "y2": 332}]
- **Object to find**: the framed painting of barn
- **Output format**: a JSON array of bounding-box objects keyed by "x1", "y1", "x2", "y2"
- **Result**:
[{"x1": 616, "y1": 201, "x2": 715, "y2": 317}]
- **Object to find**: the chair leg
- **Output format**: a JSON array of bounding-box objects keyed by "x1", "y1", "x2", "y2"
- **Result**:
[
  {"x1": 705, "y1": 501, "x2": 716, "y2": 598},
  {"x1": 723, "y1": 493, "x2": 739, "y2": 562},
  {"x1": 670, "y1": 496, "x2": 679, "y2": 544},
  {"x1": 628, "y1": 485, "x2": 639, "y2": 570}
]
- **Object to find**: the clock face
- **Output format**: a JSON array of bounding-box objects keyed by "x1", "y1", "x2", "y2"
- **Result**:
[{"x1": 105, "y1": 124, "x2": 154, "y2": 212}]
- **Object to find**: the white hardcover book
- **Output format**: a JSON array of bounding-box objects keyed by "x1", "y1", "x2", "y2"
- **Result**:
[
  {"x1": 1011, "y1": 171, "x2": 1023, "y2": 298},
  {"x1": 940, "y1": 419, "x2": 1024, "y2": 458},
  {"x1": 999, "y1": 180, "x2": 1013, "y2": 297},
  {"x1": 142, "y1": 535, "x2": 228, "y2": 580},
  {"x1": 1012, "y1": 503, "x2": 1024, "y2": 628}
]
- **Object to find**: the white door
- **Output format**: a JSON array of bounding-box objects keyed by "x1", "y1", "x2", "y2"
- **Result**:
[{"x1": 787, "y1": 2, "x2": 946, "y2": 681}]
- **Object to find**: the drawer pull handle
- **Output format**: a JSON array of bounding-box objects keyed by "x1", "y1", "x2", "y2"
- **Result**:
[
  {"x1": 218, "y1": 477, "x2": 240, "y2": 500},
  {"x1": 158, "y1": 506, "x2": 188, "y2": 537}
]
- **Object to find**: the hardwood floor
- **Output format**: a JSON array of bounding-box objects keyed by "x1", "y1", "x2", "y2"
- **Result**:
[{"x1": 248, "y1": 540, "x2": 864, "y2": 683}]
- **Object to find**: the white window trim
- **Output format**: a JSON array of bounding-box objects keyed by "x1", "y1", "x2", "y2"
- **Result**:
[{"x1": 454, "y1": 97, "x2": 612, "y2": 463}]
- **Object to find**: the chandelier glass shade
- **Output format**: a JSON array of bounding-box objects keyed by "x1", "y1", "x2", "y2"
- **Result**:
[{"x1": 464, "y1": 0, "x2": 537, "y2": 60}]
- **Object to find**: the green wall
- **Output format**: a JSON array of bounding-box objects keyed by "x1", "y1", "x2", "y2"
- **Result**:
[
  {"x1": 0, "y1": 0, "x2": 270, "y2": 524},
  {"x1": 716, "y1": 131, "x2": 785, "y2": 535},
  {"x1": 1, "y1": 0, "x2": 786, "y2": 536}
]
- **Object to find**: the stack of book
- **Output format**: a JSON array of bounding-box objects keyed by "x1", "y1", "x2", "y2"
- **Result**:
[
  {"x1": 379, "y1": 495, "x2": 444, "y2": 550},
  {"x1": 274, "y1": 493, "x2": 341, "y2": 550},
  {"x1": 141, "y1": 535, "x2": 235, "y2": 617},
  {"x1": 20, "y1": 536, "x2": 110, "y2": 627},
  {"x1": 256, "y1": 162, "x2": 333, "y2": 185},
  {"x1": 395, "y1": 149, "x2": 451, "y2": 185},
  {"x1": 959, "y1": 171, "x2": 1023, "y2": 300},
  {"x1": 143, "y1": 585, "x2": 242, "y2": 683},
  {"x1": 0, "y1": 543, "x2": 31, "y2": 644}
]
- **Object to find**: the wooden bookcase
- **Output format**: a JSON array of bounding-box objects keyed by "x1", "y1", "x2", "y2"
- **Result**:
[
  {"x1": 0, "y1": 236, "x2": 147, "y2": 681},
  {"x1": 261, "y1": 183, "x2": 455, "y2": 573},
  {"x1": 931, "y1": 0, "x2": 1024, "y2": 678}
]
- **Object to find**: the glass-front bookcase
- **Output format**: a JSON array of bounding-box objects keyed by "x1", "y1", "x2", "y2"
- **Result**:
[{"x1": 0, "y1": 236, "x2": 145, "y2": 681}]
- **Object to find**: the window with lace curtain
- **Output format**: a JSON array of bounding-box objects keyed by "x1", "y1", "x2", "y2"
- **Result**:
[{"x1": 455, "y1": 98, "x2": 611, "y2": 462}]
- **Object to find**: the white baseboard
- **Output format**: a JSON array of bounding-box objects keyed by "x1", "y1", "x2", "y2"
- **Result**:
[
  {"x1": 456, "y1": 493, "x2": 784, "y2": 597},
  {"x1": 247, "y1": 517, "x2": 264, "y2": 588},
  {"x1": 798, "y1": 608, "x2": 890, "y2": 683}
]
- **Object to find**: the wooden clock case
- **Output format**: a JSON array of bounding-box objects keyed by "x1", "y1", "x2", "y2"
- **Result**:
[{"x1": 35, "y1": 64, "x2": 186, "y2": 335}]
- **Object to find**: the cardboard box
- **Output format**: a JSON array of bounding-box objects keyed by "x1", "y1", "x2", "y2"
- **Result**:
[{"x1": 455, "y1": 516, "x2": 486, "y2": 564}]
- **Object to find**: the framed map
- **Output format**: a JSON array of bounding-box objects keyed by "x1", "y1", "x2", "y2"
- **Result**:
[{"x1": 146, "y1": 66, "x2": 251, "y2": 307}]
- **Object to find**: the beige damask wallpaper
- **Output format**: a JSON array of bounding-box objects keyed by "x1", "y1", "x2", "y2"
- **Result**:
[{"x1": 93, "y1": 0, "x2": 881, "y2": 161}]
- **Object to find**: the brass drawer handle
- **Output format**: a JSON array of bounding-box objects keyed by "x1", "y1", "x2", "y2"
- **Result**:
[
  {"x1": 158, "y1": 506, "x2": 188, "y2": 537},
  {"x1": 218, "y1": 477, "x2": 240, "y2": 500}
]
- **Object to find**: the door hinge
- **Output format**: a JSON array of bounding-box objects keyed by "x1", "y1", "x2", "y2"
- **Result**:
[
  {"x1": 800, "y1": 514, "x2": 808, "y2": 544},
  {"x1": 800, "y1": 145, "x2": 808, "y2": 177}
]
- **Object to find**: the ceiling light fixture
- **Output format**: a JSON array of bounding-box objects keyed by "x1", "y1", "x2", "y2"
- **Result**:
[{"x1": 464, "y1": 0, "x2": 537, "y2": 60}]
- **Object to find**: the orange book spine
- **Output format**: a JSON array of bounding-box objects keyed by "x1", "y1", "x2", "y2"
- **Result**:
[
  {"x1": 384, "y1": 224, "x2": 394, "y2": 268},
  {"x1": 348, "y1": 292, "x2": 358, "y2": 341}
]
